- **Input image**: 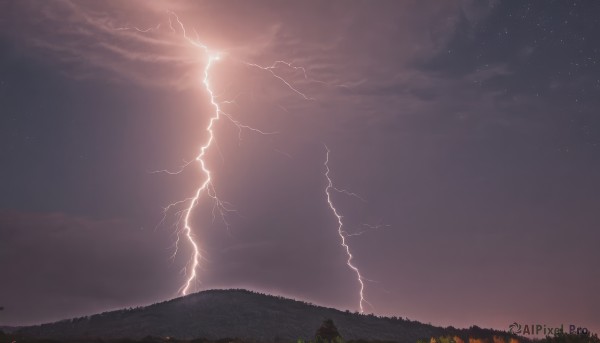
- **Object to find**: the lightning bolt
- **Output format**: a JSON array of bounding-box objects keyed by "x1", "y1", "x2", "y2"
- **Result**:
[
  {"x1": 138, "y1": 12, "x2": 229, "y2": 296},
  {"x1": 344, "y1": 223, "x2": 391, "y2": 238},
  {"x1": 323, "y1": 146, "x2": 370, "y2": 313},
  {"x1": 178, "y1": 53, "x2": 220, "y2": 295},
  {"x1": 119, "y1": 12, "x2": 313, "y2": 296}
]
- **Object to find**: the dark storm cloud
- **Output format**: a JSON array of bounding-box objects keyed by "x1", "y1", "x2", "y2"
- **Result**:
[
  {"x1": 0, "y1": 0, "x2": 213, "y2": 88},
  {"x1": 1, "y1": 0, "x2": 599, "y2": 336}
]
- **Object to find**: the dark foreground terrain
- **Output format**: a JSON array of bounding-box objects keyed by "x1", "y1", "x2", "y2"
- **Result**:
[{"x1": 2, "y1": 289, "x2": 522, "y2": 342}]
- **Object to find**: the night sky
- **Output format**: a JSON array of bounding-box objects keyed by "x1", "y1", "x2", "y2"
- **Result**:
[{"x1": 1, "y1": 0, "x2": 599, "y2": 334}]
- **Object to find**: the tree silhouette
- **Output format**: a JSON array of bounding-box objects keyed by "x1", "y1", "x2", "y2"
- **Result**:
[
  {"x1": 315, "y1": 319, "x2": 343, "y2": 343},
  {"x1": 540, "y1": 332, "x2": 600, "y2": 343}
]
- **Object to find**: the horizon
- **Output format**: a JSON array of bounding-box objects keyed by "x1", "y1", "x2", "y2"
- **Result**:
[
  {"x1": 1, "y1": 0, "x2": 599, "y2": 338},
  {"x1": 0, "y1": 287, "x2": 594, "y2": 339},
  {"x1": 0, "y1": 288, "x2": 508, "y2": 332}
]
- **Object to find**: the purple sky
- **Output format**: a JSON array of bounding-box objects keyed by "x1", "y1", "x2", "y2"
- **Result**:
[{"x1": 1, "y1": 0, "x2": 599, "y2": 335}]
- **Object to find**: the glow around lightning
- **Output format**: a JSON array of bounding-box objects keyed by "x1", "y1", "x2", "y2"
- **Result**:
[
  {"x1": 324, "y1": 146, "x2": 368, "y2": 313},
  {"x1": 151, "y1": 13, "x2": 226, "y2": 296},
  {"x1": 122, "y1": 12, "x2": 249, "y2": 295},
  {"x1": 125, "y1": 12, "x2": 313, "y2": 295}
]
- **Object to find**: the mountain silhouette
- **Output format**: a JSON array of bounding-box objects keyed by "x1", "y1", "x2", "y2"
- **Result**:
[{"x1": 15, "y1": 289, "x2": 512, "y2": 342}]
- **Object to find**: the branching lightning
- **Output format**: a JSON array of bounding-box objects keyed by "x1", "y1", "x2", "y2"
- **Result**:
[
  {"x1": 178, "y1": 52, "x2": 220, "y2": 295},
  {"x1": 323, "y1": 146, "x2": 370, "y2": 313},
  {"x1": 120, "y1": 12, "x2": 315, "y2": 296},
  {"x1": 243, "y1": 61, "x2": 314, "y2": 100},
  {"x1": 344, "y1": 223, "x2": 391, "y2": 238}
]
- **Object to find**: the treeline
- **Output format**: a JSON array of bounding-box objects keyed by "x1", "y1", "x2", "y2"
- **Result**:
[
  {"x1": 2, "y1": 331, "x2": 598, "y2": 343},
  {"x1": 3, "y1": 313, "x2": 597, "y2": 343}
]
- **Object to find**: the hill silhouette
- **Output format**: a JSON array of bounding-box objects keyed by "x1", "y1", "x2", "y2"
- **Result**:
[{"x1": 15, "y1": 289, "x2": 514, "y2": 342}]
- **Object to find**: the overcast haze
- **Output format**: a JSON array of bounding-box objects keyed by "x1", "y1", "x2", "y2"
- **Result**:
[{"x1": 0, "y1": 0, "x2": 599, "y2": 335}]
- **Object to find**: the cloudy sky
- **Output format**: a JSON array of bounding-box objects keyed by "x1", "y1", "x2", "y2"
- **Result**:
[{"x1": 1, "y1": 0, "x2": 599, "y2": 334}]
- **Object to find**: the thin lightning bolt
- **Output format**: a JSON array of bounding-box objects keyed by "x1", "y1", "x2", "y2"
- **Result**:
[
  {"x1": 119, "y1": 12, "x2": 313, "y2": 296},
  {"x1": 243, "y1": 61, "x2": 314, "y2": 100},
  {"x1": 148, "y1": 11, "x2": 229, "y2": 296},
  {"x1": 179, "y1": 52, "x2": 220, "y2": 295},
  {"x1": 324, "y1": 146, "x2": 369, "y2": 313},
  {"x1": 344, "y1": 223, "x2": 392, "y2": 238},
  {"x1": 331, "y1": 187, "x2": 366, "y2": 202}
]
